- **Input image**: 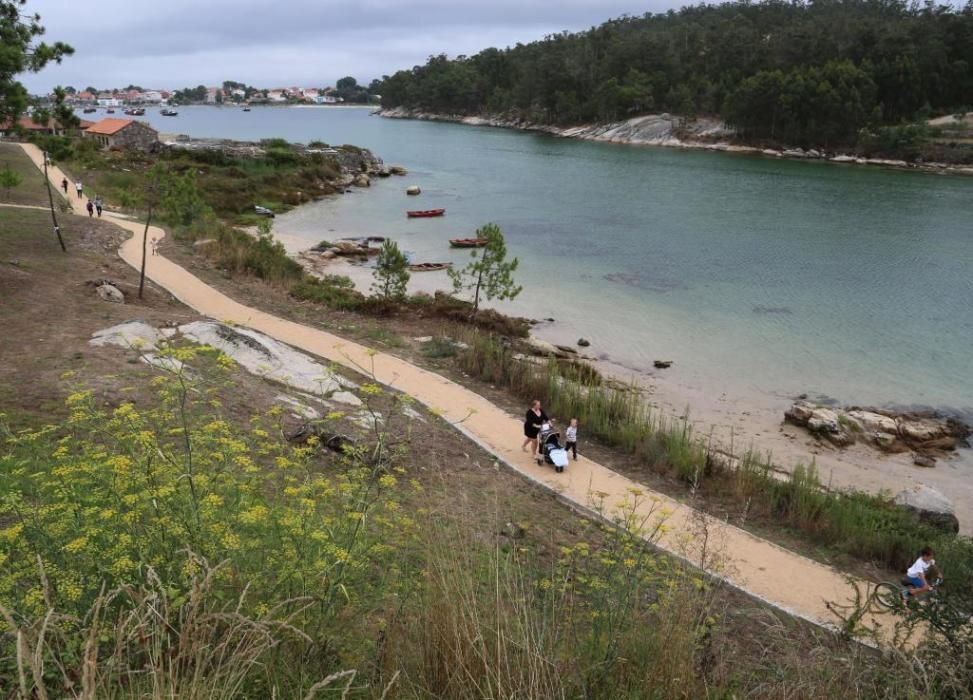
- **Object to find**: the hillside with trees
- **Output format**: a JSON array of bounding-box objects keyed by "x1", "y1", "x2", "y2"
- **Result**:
[{"x1": 378, "y1": 0, "x2": 973, "y2": 150}]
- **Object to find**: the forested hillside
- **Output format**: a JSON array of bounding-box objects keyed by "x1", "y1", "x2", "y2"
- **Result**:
[{"x1": 378, "y1": 0, "x2": 973, "y2": 148}]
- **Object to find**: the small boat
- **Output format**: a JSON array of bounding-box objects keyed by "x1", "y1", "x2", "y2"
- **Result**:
[
  {"x1": 449, "y1": 238, "x2": 488, "y2": 248},
  {"x1": 242, "y1": 105, "x2": 252, "y2": 112},
  {"x1": 254, "y1": 205, "x2": 275, "y2": 218},
  {"x1": 106, "y1": 109, "x2": 115, "y2": 114},
  {"x1": 123, "y1": 108, "x2": 146, "y2": 116},
  {"x1": 409, "y1": 262, "x2": 453, "y2": 272},
  {"x1": 160, "y1": 108, "x2": 178, "y2": 116},
  {"x1": 407, "y1": 208, "x2": 445, "y2": 218},
  {"x1": 82, "y1": 107, "x2": 96, "y2": 113}
]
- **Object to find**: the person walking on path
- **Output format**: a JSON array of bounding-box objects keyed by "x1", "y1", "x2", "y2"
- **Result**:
[
  {"x1": 565, "y1": 418, "x2": 579, "y2": 461},
  {"x1": 60, "y1": 177, "x2": 68, "y2": 194},
  {"x1": 522, "y1": 399, "x2": 549, "y2": 457},
  {"x1": 94, "y1": 196, "x2": 103, "y2": 217},
  {"x1": 86, "y1": 199, "x2": 94, "y2": 217},
  {"x1": 75, "y1": 180, "x2": 83, "y2": 199}
]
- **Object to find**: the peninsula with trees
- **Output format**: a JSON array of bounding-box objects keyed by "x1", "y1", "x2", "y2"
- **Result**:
[{"x1": 377, "y1": 0, "x2": 973, "y2": 165}]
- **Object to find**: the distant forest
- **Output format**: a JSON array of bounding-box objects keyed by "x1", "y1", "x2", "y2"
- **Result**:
[{"x1": 378, "y1": 0, "x2": 973, "y2": 148}]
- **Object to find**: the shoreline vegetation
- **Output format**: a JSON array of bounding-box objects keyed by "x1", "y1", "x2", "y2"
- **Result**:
[
  {"x1": 375, "y1": 0, "x2": 973, "y2": 169},
  {"x1": 7, "y1": 135, "x2": 973, "y2": 699}
]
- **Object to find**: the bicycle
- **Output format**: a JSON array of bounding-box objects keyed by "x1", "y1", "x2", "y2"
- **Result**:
[{"x1": 873, "y1": 576, "x2": 944, "y2": 610}]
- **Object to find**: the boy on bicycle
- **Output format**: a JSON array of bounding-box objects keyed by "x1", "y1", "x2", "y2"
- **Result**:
[{"x1": 904, "y1": 547, "x2": 940, "y2": 599}]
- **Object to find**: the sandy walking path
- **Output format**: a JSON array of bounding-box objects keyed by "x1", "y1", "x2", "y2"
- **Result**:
[{"x1": 17, "y1": 142, "x2": 891, "y2": 635}]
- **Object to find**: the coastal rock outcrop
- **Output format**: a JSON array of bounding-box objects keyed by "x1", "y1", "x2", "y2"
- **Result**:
[
  {"x1": 784, "y1": 400, "x2": 971, "y2": 457},
  {"x1": 894, "y1": 484, "x2": 960, "y2": 533}
]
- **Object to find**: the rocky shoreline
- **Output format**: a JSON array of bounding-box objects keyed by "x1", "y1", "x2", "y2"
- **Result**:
[{"x1": 377, "y1": 108, "x2": 973, "y2": 176}]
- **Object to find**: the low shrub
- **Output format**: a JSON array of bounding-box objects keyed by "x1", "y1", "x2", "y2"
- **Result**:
[
  {"x1": 420, "y1": 336, "x2": 458, "y2": 359},
  {"x1": 290, "y1": 275, "x2": 366, "y2": 310}
]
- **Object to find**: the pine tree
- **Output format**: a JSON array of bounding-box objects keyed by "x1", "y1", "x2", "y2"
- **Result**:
[
  {"x1": 448, "y1": 223, "x2": 521, "y2": 318},
  {"x1": 371, "y1": 239, "x2": 410, "y2": 301}
]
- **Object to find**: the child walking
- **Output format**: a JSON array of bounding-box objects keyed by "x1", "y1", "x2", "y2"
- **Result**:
[{"x1": 565, "y1": 418, "x2": 579, "y2": 460}]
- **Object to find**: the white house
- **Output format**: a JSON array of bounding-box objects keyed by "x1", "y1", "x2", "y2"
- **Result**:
[
  {"x1": 267, "y1": 90, "x2": 287, "y2": 103},
  {"x1": 97, "y1": 96, "x2": 122, "y2": 107},
  {"x1": 140, "y1": 90, "x2": 164, "y2": 103}
]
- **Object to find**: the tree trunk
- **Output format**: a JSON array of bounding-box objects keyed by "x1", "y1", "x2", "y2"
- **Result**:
[
  {"x1": 470, "y1": 267, "x2": 483, "y2": 319},
  {"x1": 139, "y1": 206, "x2": 153, "y2": 299},
  {"x1": 42, "y1": 157, "x2": 66, "y2": 252}
]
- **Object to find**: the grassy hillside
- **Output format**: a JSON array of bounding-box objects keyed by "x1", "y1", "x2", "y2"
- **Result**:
[{"x1": 1, "y1": 207, "x2": 957, "y2": 697}]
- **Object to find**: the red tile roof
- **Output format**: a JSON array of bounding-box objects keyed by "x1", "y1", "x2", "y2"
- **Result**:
[
  {"x1": 0, "y1": 117, "x2": 94, "y2": 131},
  {"x1": 85, "y1": 118, "x2": 135, "y2": 135}
]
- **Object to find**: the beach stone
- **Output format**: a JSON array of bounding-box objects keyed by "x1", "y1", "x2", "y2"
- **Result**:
[
  {"x1": 894, "y1": 484, "x2": 959, "y2": 534},
  {"x1": 577, "y1": 338, "x2": 591, "y2": 347},
  {"x1": 824, "y1": 430, "x2": 854, "y2": 447},
  {"x1": 353, "y1": 174, "x2": 370, "y2": 187},
  {"x1": 912, "y1": 453, "x2": 937, "y2": 468},
  {"x1": 806, "y1": 408, "x2": 840, "y2": 434},
  {"x1": 846, "y1": 410, "x2": 897, "y2": 435},
  {"x1": 555, "y1": 344, "x2": 578, "y2": 355},
  {"x1": 321, "y1": 250, "x2": 337, "y2": 260},
  {"x1": 90, "y1": 320, "x2": 163, "y2": 350},
  {"x1": 897, "y1": 418, "x2": 946, "y2": 443},
  {"x1": 406, "y1": 185, "x2": 421, "y2": 195},
  {"x1": 96, "y1": 283, "x2": 125, "y2": 303},
  {"x1": 784, "y1": 401, "x2": 815, "y2": 425},
  {"x1": 916, "y1": 436, "x2": 958, "y2": 452},
  {"x1": 390, "y1": 165, "x2": 408, "y2": 175},
  {"x1": 871, "y1": 432, "x2": 899, "y2": 450}
]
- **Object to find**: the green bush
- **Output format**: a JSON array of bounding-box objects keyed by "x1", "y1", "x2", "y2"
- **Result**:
[
  {"x1": 291, "y1": 275, "x2": 366, "y2": 310},
  {"x1": 420, "y1": 336, "x2": 458, "y2": 358}
]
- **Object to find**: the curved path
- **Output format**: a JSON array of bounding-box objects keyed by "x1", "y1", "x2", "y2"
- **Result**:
[{"x1": 17, "y1": 142, "x2": 886, "y2": 634}]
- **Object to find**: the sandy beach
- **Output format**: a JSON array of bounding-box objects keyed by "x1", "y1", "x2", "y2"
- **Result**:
[{"x1": 273, "y1": 227, "x2": 973, "y2": 533}]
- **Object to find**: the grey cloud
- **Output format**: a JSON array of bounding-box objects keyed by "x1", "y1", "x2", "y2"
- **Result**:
[{"x1": 23, "y1": 0, "x2": 676, "y2": 90}]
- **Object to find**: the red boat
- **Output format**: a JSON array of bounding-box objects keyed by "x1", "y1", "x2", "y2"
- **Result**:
[
  {"x1": 449, "y1": 238, "x2": 488, "y2": 248},
  {"x1": 407, "y1": 208, "x2": 445, "y2": 218}
]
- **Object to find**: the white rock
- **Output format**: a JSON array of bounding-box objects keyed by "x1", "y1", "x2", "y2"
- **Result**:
[
  {"x1": 330, "y1": 390, "x2": 363, "y2": 407},
  {"x1": 96, "y1": 284, "x2": 125, "y2": 303},
  {"x1": 897, "y1": 419, "x2": 945, "y2": 442},
  {"x1": 807, "y1": 408, "x2": 840, "y2": 433},
  {"x1": 275, "y1": 394, "x2": 321, "y2": 420},
  {"x1": 90, "y1": 321, "x2": 164, "y2": 351},
  {"x1": 846, "y1": 410, "x2": 897, "y2": 435},
  {"x1": 894, "y1": 484, "x2": 959, "y2": 533},
  {"x1": 178, "y1": 321, "x2": 356, "y2": 397}
]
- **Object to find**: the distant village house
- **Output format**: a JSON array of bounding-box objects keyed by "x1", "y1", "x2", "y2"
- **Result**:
[
  {"x1": 0, "y1": 116, "x2": 94, "y2": 138},
  {"x1": 83, "y1": 118, "x2": 159, "y2": 151}
]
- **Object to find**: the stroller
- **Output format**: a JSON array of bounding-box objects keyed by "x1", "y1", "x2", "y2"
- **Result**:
[{"x1": 536, "y1": 424, "x2": 569, "y2": 473}]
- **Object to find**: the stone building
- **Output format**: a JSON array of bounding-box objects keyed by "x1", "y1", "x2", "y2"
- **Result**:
[{"x1": 83, "y1": 118, "x2": 159, "y2": 151}]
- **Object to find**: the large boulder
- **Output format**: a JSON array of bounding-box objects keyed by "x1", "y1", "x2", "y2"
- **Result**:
[
  {"x1": 846, "y1": 410, "x2": 897, "y2": 435},
  {"x1": 894, "y1": 484, "x2": 960, "y2": 534},
  {"x1": 353, "y1": 174, "x2": 371, "y2": 187},
  {"x1": 898, "y1": 418, "x2": 946, "y2": 443},
  {"x1": 784, "y1": 400, "x2": 815, "y2": 426},
  {"x1": 806, "y1": 407, "x2": 840, "y2": 434}
]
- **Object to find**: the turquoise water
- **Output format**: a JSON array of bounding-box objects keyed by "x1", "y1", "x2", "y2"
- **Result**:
[{"x1": 136, "y1": 106, "x2": 973, "y2": 416}]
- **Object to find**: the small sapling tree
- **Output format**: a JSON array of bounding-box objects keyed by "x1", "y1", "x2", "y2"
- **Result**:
[{"x1": 371, "y1": 239, "x2": 410, "y2": 301}]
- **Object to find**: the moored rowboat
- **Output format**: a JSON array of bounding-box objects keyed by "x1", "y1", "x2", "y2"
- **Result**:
[
  {"x1": 408, "y1": 262, "x2": 453, "y2": 272},
  {"x1": 449, "y1": 238, "x2": 488, "y2": 248},
  {"x1": 407, "y1": 208, "x2": 445, "y2": 218}
]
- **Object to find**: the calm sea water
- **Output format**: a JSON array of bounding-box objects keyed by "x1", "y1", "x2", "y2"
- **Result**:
[{"x1": 134, "y1": 105, "x2": 973, "y2": 416}]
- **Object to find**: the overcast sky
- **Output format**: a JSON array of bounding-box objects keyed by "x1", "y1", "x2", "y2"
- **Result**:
[{"x1": 23, "y1": 0, "x2": 676, "y2": 92}]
